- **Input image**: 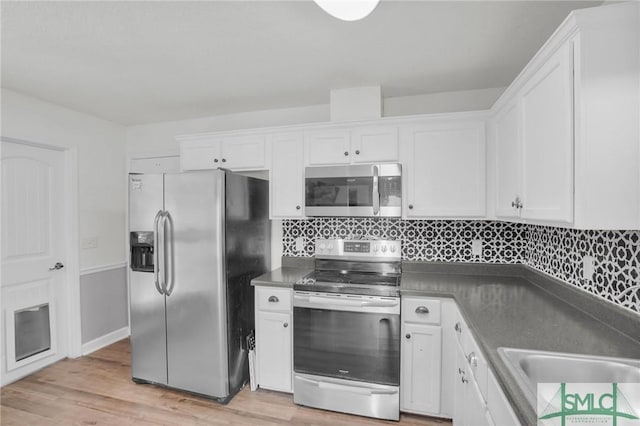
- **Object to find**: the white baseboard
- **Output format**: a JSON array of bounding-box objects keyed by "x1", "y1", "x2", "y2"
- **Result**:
[{"x1": 81, "y1": 326, "x2": 130, "y2": 356}]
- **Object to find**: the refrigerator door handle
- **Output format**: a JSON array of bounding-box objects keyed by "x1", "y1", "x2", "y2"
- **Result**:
[
  {"x1": 153, "y1": 210, "x2": 165, "y2": 295},
  {"x1": 163, "y1": 211, "x2": 175, "y2": 296}
]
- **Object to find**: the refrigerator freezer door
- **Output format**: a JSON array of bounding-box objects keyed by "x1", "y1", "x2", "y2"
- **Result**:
[
  {"x1": 129, "y1": 173, "x2": 167, "y2": 385},
  {"x1": 163, "y1": 171, "x2": 229, "y2": 398}
]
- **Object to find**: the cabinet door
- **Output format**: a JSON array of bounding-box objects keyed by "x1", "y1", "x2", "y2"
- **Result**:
[
  {"x1": 351, "y1": 126, "x2": 399, "y2": 163},
  {"x1": 453, "y1": 342, "x2": 467, "y2": 426},
  {"x1": 520, "y1": 41, "x2": 573, "y2": 223},
  {"x1": 403, "y1": 122, "x2": 486, "y2": 218},
  {"x1": 256, "y1": 310, "x2": 292, "y2": 393},
  {"x1": 494, "y1": 101, "x2": 521, "y2": 219},
  {"x1": 180, "y1": 140, "x2": 222, "y2": 170},
  {"x1": 401, "y1": 323, "x2": 442, "y2": 415},
  {"x1": 270, "y1": 133, "x2": 304, "y2": 218},
  {"x1": 454, "y1": 342, "x2": 490, "y2": 426},
  {"x1": 221, "y1": 136, "x2": 265, "y2": 170},
  {"x1": 305, "y1": 130, "x2": 351, "y2": 165}
]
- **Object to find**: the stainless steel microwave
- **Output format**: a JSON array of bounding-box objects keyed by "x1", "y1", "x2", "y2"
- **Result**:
[{"x1": 304, "y1": 163, "x2": 402, "y2": 217}]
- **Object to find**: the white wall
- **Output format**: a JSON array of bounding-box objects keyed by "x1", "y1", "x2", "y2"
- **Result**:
[
  {"x1": 126, "y1": 88, "x2": 505, "y2": 157},
  {"x1": 1, "y1": 88, "x2": 127, "y2": 270},
  {"x1": 383, "y1": 87, "x2": 505, "y2": 116},
  {"x1": 126, "y1": 104, "x2": 330, "y2": 157}
]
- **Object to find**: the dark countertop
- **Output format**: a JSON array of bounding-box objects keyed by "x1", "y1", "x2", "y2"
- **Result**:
[
  {"x1": 251, "y1": 259, "x2": 640, "y2": 425},
  {"x1": 251, "y1": 267, "x2": 311, "y2": 288},
  {"x1": 401, "y1": 264, "x2": 640, "y2": 425}
]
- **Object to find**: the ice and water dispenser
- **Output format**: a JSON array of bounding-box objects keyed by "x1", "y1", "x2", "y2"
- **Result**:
[{"x1": 130, "y1": 231, "x2": 154, "y2": 272}]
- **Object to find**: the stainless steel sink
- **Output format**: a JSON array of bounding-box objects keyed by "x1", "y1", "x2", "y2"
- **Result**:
[{"x1": 498, "y1": 347, "x2": 640, "y2": 408}]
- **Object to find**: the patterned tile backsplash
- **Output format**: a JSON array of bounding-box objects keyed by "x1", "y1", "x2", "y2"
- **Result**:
[{"x1": 282, "y1": 218, "x2": 640, "y2": 314}]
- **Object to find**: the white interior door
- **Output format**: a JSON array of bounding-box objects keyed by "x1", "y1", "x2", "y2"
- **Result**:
[{"x1": 1, "y1": 140, "x2": 70, "y2": 384}]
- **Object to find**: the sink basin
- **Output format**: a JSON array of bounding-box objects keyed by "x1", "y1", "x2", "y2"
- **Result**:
[{"x1": 498, "y1": 347, "x2": 640, "y2": 408}]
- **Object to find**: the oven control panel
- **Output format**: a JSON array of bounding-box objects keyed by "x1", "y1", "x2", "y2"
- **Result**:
[{"x1": 315, "y1": 239, "x2": 401, "y2": 259}]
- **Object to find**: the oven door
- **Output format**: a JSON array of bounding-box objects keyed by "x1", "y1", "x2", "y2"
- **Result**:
[
  {"x1": 304, "y1": 164, "x2": 401, "y2": 217},
  {"x1": 293, "y1": 292, "x2": 400, "y2": 386}
]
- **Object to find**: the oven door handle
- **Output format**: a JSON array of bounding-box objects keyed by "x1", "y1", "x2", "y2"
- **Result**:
[{"x1": 297, "y1": 376, "x2": 398, "y2": 396}]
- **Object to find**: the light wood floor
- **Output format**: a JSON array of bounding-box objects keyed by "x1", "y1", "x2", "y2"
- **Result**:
[{"x1": 1, "y1": 339, "x2": 450, "y2": 425}]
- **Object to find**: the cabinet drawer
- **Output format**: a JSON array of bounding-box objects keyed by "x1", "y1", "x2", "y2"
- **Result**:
[
  {"x1": 256, "y1": 287, "x2": 292, "y2": 311},
  {"x1": 402, "y1": 298, "x2": 441, "y2": 324}
]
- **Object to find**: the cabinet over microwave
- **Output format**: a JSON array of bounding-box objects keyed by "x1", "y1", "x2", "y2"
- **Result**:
[{"x1": 305, "y1": 163, "x2": 401, "y2": 217}]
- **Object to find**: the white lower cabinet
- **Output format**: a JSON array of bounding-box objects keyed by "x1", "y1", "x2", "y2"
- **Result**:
[
  {"x1": 454, "y1": 338, "x2": 493, "y2": 426},
  {"x1": 255, "y1": 287, "x2": 292, "y2": 393},
  {"x1": 401, "y1": 298, "x2": 520, "y2": 425},
  {"x1": 401, "y1": 297, "x2": 455, "y2": 418},
  {"x1": 401, "y1": 322, "x2": 442, "y2": 415}
]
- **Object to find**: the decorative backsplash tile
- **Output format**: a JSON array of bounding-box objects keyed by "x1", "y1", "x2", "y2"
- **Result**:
[
  {"x1": 525, "y1": 226, "x2": 640, "y2": 314},
  {"x1": 282, "y1": 218, "x2": 640, "y2": 314}
]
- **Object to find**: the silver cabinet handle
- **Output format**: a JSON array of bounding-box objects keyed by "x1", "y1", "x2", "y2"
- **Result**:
[
  {"x1": 511, "y1": 197, "x2": 523, "y2": 209},
  {"x1": 355, "y1": 150, "x2": 360, "y2": 155},
  {"x1": 467, "y1": 351, "x2": 478, "y2": 367},
  {"x1": 415, "y1": 306, "x2": 429, "y2": 314},
  {"x1": 214, "y1": 158, "x2": 219, "y2": 163},
  {"x1": 221, "y1": 158, "x2": 226, "y2": 163},
  {"x1": 49, "y1": 262, "x2": 64, "y2": 271},
  {"x1": 343, "y1": 151, "x2": 349, "y2": 156},
  {"x1": 268, "y1": 296, "x2": 279, "y2": 303},
  {"x1": 296, "y1": 205, "x2": 301, "y2": 210},
  {"x1": 461, "y1": 376, "x2": 469, "y2": 383},
  {"x1": 372, "y1": 165, "x2": 380, "y2": 216},
  {"x1": 408, "y1": 204, "x2": 414, "y2": 210},
  {"x1": 454, "y1": 322, "x2": 462, "y2": 333},
  {"x1": 163, "y1": 211, "x2": 175, "y2": 296},
  {"x1": 458, "y1": 367, "x2": 465, "y2": 375},
  {"x1": 153, "y1": 210, "x2": 165, "y2": 295},
  {"x1": 405, "y1": 333, "x2": 411, "y2": 339},
  {"x1": 283, "y1": 322, "x2": 289, "y2": 328}
]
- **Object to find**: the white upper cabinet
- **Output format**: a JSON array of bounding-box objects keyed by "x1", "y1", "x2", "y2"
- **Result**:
[
  {"x1": 270, "y1": 133, "x2": 304, "y2": 219},
  {"x1": 519, "y1": 42, "x2": 573, "y2": 223},
  {"x1": 402, "y1": 118, "x2": 486, "y2": 219},
  {"x1": 305, "y1": 126, "x2": 399, "y2": 166},
  {"x1": 494, "y1": 100, "x2": 521, "y2": 219},
  {"x1": 179, "y1": 135, "x2": 266, "y2": 171},
  {"x1": 492, "y1": 2, "x2": 640, "y2": 229},
  {"x1": 494, "y1": 42, "x2": 573, "y2": 224},
  {"x1": 350, "y1": 126, "x2": 399, "y2": 163},
  {"x1": 304, "y1": 130, "x2": 351, "y2": 165}
]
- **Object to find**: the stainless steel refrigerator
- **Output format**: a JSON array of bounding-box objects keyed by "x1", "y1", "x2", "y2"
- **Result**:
[{"x1": 128, "y1": 169, "x2": 270, "y2": 402}]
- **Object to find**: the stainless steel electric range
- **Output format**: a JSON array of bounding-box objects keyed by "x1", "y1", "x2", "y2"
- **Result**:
[{"x1": 293, "y1": 239, "x2": 401, "y2": 421}]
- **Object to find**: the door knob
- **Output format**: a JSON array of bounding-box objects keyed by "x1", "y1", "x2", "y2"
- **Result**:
[{"x1": 49, "y1": 262, "x2": 65, "y2": 271}]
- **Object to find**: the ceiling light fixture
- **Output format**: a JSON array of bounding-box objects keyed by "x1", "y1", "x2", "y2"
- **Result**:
[{"x1": 313, "y1": 0, "x2": 381, "y2": 22}]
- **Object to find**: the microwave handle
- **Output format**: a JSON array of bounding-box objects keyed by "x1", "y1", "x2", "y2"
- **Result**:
[{"x1": 372, "y1": 165, "x2": 380, "y2": 215}]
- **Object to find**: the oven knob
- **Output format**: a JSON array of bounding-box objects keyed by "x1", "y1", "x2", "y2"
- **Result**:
[
  {"x1": 390, "y1": 245, "x2": 396, "y2": 253},
  {"x1": 381, "y1": 245, "x2": 387, "y2": 253},
  {"x1": 373, "y1": 244, "x2": 378, "y2": 252},
  {"x1": 328, "y1": 244, "x2": 334, "y2": 251},
  {"x1": 319, "y1": 243, "x2": 326, "y2": 251}
]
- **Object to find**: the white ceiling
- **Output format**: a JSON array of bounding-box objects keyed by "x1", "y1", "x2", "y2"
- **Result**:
[{"x1": 1, "y1": 1, "x2": 602, "y2": 126}]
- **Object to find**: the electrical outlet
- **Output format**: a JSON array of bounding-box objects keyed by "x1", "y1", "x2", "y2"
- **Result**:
[
  {"x1": 583, "y1": 255, "x2": 595, "y2": 281},
  {"x1": 471, "y1": 239, "x2": 483, "y2": 256},
  {"x1": 81, "y1": 237, "x2": 98, "y2": 250},
  {"x1": 295, "y1": 237, "x2": 304, "y2": 253}
]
